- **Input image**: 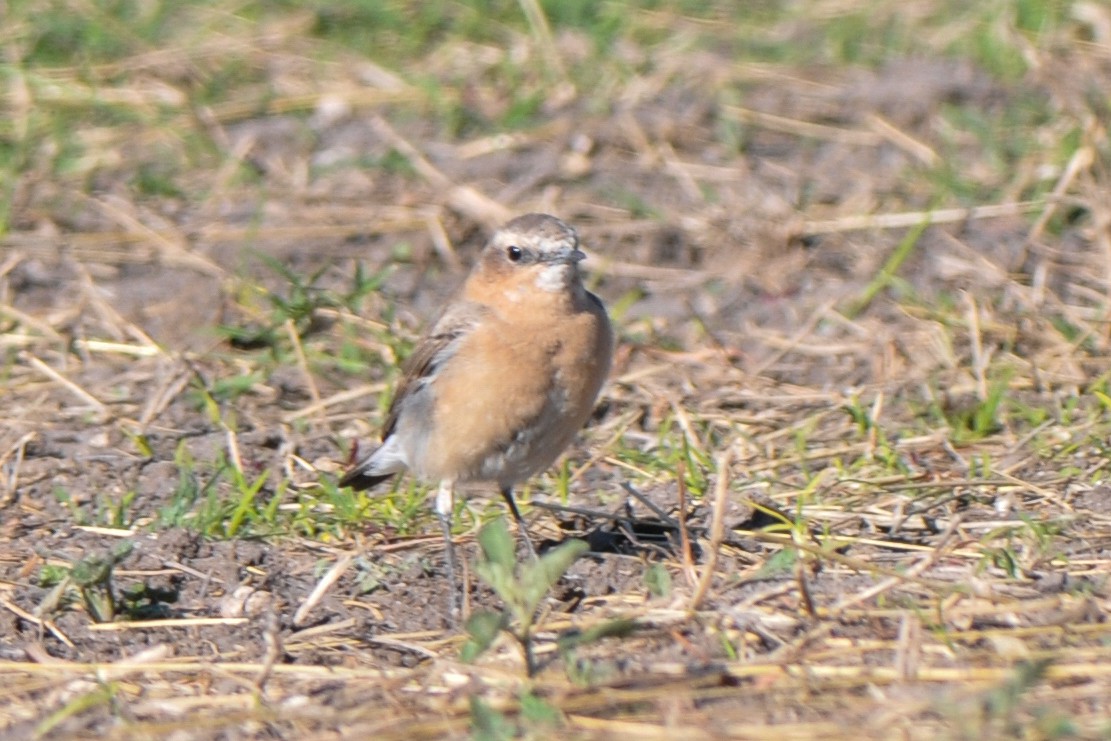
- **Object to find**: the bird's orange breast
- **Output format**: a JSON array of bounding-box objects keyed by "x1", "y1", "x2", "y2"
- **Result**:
[{"x1": 419, "y1": 288, "x2": 612, "y2": 485}]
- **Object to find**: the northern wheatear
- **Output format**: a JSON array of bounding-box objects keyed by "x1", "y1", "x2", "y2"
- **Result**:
[{"x1": 339, "y1": 213, "x2": 613, "y2": 615}]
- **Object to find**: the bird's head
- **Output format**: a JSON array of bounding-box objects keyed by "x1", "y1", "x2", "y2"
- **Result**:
[{"x1": 471, "y1": 213, "x2": 588, "y2": 299}]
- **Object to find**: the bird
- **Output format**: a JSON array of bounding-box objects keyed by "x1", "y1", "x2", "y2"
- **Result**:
[{"x1": 339, "y1": 213, "x2": 614, "y2": 618}]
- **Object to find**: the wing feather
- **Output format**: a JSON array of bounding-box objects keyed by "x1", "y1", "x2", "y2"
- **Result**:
[
  {"x1": 339, "y1": 301, "x2": 488, "y2": 490},
  {"x1": 380, "y1": 301, "x2": 487, "y2": 438}
]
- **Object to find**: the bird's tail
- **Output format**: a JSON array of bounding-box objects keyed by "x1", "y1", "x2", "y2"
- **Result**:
[
  {"x1": 338, "y1": 436, "x2": 406, "y2": 491},
  {"x1": 338, "y1": 467, "x2": 395, "y2": 491}
]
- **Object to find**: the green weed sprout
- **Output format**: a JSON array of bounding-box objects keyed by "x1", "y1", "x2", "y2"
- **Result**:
[
  {"x1": 462, "y1": 517, "x2": 588, "y2": 676},
  {"x1": 37, "y1": 541, "x2": 134, "y2": 622}
]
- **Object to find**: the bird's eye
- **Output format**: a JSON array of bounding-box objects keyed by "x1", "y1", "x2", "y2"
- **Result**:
[{"x1": 507, "y1": 246, "x2": 523, "y2": 262}]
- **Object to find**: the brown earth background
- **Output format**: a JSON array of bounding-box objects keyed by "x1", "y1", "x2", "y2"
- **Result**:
[{"x1": 3, "y1": 2, "x2": 1111, "y2": 739}]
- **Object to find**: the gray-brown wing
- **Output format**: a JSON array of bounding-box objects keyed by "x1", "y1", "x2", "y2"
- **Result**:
[{"x1": 379, "y1": 301, "x2": 488, "y2": 440}]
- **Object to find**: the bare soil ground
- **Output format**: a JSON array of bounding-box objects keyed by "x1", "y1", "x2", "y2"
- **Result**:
[{"x1": 3, "y1": 3, "x2": 1111, "y2": 739}]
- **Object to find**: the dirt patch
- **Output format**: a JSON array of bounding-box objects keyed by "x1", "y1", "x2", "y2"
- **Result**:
[{"x1": 4, "y1": 5, "x2": 1111, "y2": 739}]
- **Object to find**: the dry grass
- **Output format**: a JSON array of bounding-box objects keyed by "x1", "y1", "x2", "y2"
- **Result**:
[{"x1": 3, "y1": 1, "x2": 1111, "y2": 738}]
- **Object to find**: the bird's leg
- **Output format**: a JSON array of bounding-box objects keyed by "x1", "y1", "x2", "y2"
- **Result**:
[
  {"x1": 435, "y1": 480, "x2": 461, "y2": 624},
  {"x1": 500, "y1": 486, "x2": 538, "y2": 560}
]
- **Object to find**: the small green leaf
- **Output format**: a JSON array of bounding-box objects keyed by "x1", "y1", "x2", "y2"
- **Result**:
[
  {"x1": 752, "y1": 548, "x2": 798, "y2": 580},
  {"x1": 563, "y1": 655, "x2": 618, "y2": 687},
  {"x1": 519, "y1": 539, "x2": 588, "y2": 609},
  {"x1": 111, "y1": 541, "x2": 134, "y2": 563},
  {"x1": 844, "y1": 215, "x2": 927, "y2": 318},
  {"x1": 70, "y1": 555, "x2": 111, "y2": 586},
  {"x1": 475, "y1": 560, "x2": 517, "y2": 605},
  {"x1": 519, "y1": 691, "x2": 562, "y2": 726},
  {"x1": 81, "y1": 585, "x2": 115, "y2": 622},
  {"x1": 477, "y1": 517, "x2": 517, "y2": 572},
  {"x1": 227, "y1": 468, "x2": 270, "y2": 537},
  {"x1": 644, "y1": 563, "x2": 671, "y2": 597},
  {"x1": 34, "y1": 684, "x2": 117, "y2": 739},
  {"x1": 557, "y1": 618, "x2": 639, "y2": 652},
  {"x1": 121, "y1": 428, "x2": 154, "y2": 458},
  {"x1": 461, "y1": 610, "x2": 507, "y2": 662},
  {"x1": 469, "y1": 695, "x2": 514, "y2": 741},
  {"x1": 38, "y1": 564, "x2": 68, "y2": 587},
  {"x1": 122, "y1": 583, "x2": 148, "y2": 601}
]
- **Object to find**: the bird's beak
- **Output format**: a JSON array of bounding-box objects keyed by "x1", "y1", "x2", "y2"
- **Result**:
[{"x1": 559, "y1": 247, "x2": 587, "y2": 263}]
